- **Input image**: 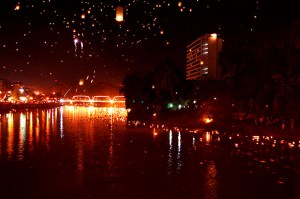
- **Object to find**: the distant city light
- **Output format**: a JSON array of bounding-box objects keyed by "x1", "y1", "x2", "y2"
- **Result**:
[
  {"x1": 19, "y1": 88, "x2": 24, "y2": 93},
  {"x1": 211, "y1": 33, "x2": 217, "y2": 38},
  {"x1": 19, "y1": 96, "x2": 27, "y2": 102},
  {"x1": 167, "y1": 103, "x2": 174, "y2": 109},
  {"x1": 203, "y1": 116, "x2": 213, "y2": 124}
]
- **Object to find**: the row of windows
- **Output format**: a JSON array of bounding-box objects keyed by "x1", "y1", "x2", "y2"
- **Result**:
[
  {"x1": 187, "y1": 52, "x2": 209, "y2": 61},
  {"x1": 187, "y1": 43, "x2": 208, "y2": 53}
]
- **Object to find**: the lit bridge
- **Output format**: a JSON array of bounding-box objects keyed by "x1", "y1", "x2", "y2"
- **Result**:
[{"x1": 61, "y1": 95, "x2": 126, "y2": 108}]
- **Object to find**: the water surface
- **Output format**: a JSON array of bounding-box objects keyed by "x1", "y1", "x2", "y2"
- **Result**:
[{"x1": 0, "y1": 106, "x2": 299, "y2": 198}]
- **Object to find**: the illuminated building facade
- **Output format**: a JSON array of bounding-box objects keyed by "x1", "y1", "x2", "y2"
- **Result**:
[{"x1": 186, "y1": 34, "x2": 222, "y2": 80}]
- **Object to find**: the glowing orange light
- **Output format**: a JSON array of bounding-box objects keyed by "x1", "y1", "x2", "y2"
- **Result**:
[
  {"x1": 19, "y1": 96, "x2": 27, "y2": 102},
  {"x1": 116, "y1": 6, "x2": 124, "y2": 22},
  {"x1": 211, "y1": 33, "x2": 217, "y2": 38},
  {"x1": 178, "y1": 1, "x2": 182, "y2": 7},
  {"x1": 15, "y1": 4, "x2": 20, "y2": 11},
  {"x1": 79, "y1": 79, "x2": 84, "y2": 86},
  {"x1": 81, "y1": 13, "x2": 86, "y2": 19},
  {"x1": 153, "y1": 128, "x2": 158, "y2": 137},
  {"x1": 200, "y1": 60, "x2": 204, "y2": 65},
  {"x1": 203, "y1": 117, "x2": 213, "y2": 124},
  {"x1": 205, "y1": 132, "x2": 212, "y2": 143}
]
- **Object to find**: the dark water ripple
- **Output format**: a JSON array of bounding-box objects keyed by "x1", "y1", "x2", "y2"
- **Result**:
[{"x1": 0, "y1": 107, "x2": 299, "y2": 199}]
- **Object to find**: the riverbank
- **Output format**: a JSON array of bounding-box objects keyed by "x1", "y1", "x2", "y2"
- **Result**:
[
  {"x1": 227, "y1": 122, "x2": 300, "y2": 138},
  {"x1": 0, "y1": 102, "x2": 61, "y2": 112},
  {"x1": 128, "y1": 109, "x2": 300, "y2": 139}
]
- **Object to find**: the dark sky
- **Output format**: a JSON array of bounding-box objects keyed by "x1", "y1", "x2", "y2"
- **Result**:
[{"x1": 0, "y1": 0, "x2": 298, "y2": 93}]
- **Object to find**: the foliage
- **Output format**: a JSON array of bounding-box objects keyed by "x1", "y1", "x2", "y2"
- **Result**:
[
  {"x1": 120, "y1": 57, "x2": 192, "y2": 118},
  {"x1": 219, "y1": 19, "x2": 300, "y2": 120}
]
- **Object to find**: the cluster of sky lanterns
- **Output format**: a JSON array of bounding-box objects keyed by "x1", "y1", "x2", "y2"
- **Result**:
[{"x1": 14, "y1": 1, "x2": 191, "y2": 21}]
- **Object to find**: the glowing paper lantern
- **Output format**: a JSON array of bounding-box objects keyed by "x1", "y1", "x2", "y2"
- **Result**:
[
  {"x1": 15, "y1": 4, "x2": 20, "y2": 11},
  {"x1": 116, "y1": 6, "x2": 124, "y2": 22},
  {"x1": 79, "y1": 79, "x2": 84, "y2": 86}
]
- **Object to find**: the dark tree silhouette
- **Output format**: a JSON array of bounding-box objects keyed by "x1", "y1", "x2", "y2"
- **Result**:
[{"x1": 152, "y1": 58, "x2": 186, "y2": 106}]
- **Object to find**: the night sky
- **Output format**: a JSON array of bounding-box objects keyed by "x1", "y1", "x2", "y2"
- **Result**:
[{"x1": 0, "y1": 0, "x2": 297, "y2": 92}]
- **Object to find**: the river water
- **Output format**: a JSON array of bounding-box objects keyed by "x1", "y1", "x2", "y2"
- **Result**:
[{"x1": 0, "y1": 106, "x2": 299, "y2": 199}]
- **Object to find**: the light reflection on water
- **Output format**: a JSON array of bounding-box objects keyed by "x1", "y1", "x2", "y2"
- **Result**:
[
  {"x1": 7, "y1": 112, "x2": 14, "y2": 158},
  {"x1": 59, "y1": 106, "x2": 64, "y2": 138},
  {"x1": 0, "y1": 106, "x2": 127, "y2": 160},
  {"x1": 18, "y1": 113, "x2": 26, "y2": 160},
  {"x1": 177, "y1": 131, "x2": 182, "y2": 173},
  {"x1": 204, "y1": 160, "x2": 218, "y2": 199},
  {"x1": 0, "y1": 107, "x2": 299, "y2": 198}
]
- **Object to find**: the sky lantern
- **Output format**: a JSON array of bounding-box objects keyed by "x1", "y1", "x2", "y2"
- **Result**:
[
  {"x1": 116, "y1": 6, "x2": 124, "y2": 22},
  {"x1": 15, "y1": 4, "x2": 20, "y2": 11},
  {"x1": 79, "y1": 79, "x2": 84, "y2": 86}
]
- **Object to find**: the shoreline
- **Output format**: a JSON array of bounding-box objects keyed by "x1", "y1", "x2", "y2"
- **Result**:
[
  {"x1": 128, "y1": 113, "x2": 300, "y2": 139},
  {"x1": 0, "y1": 103, "x2": 61, "y2": 112}
]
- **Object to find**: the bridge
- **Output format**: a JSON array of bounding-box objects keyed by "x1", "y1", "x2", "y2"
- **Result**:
[{"x1": 62, "y1": 95, "x2": 126, "y2": 108}]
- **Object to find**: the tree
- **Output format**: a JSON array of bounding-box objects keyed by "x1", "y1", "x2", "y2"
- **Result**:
[
  {"x1": 120, "y1": 72, "x2": 144, "y2": 109},
  {"x1": 219, "y1": 19, "x2": 300, "y2": 121},
  {"x1": 152, "y1": 58, "x2": 187, "y2": 108}
]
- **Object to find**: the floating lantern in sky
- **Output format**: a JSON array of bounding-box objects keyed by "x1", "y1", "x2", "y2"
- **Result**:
[
  {"x1": 73, "y1": 36, "x2": 83, "y2": 56},
  {"x1": 15, "y1": 4, "x2": 20, "y2": 11},
  {"x1": 116, "y1": 6, "x2": 124, "y2": 22},
  {"x1": 79, "y1": 79, "x2": 84, "y2": 86}
]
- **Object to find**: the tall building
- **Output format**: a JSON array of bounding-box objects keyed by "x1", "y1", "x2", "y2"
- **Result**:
[{"x1": 186, "y1": 34, "x2": 223, "y2": 80}]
